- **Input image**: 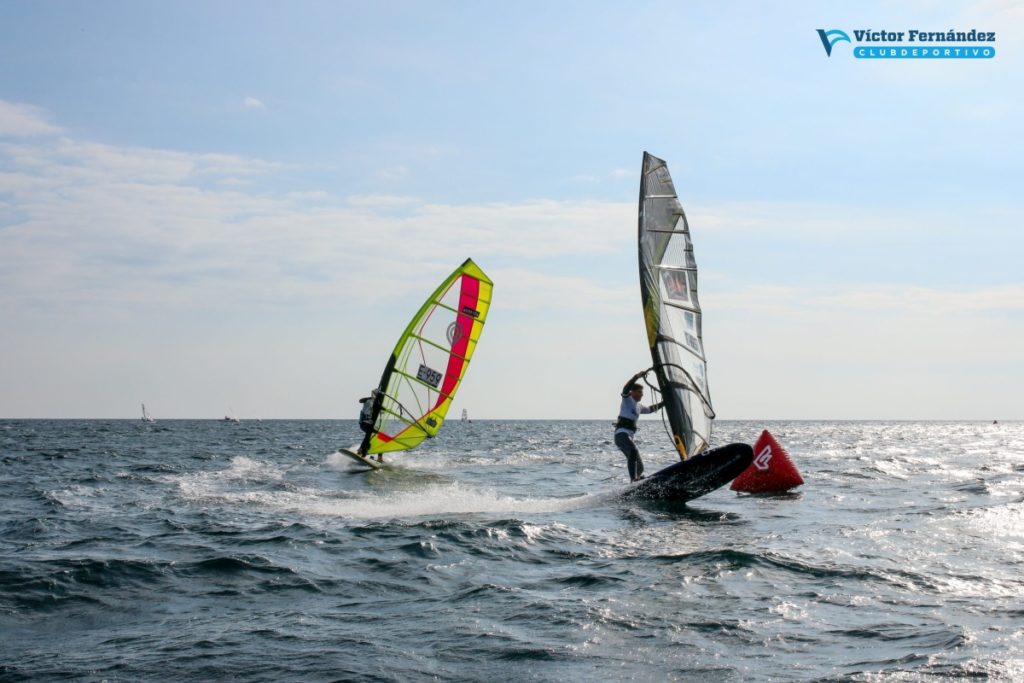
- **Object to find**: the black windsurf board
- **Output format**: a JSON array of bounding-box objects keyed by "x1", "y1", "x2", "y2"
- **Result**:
[{"x1": 620, "y1": 442, "x2": 754, "y2": 502}]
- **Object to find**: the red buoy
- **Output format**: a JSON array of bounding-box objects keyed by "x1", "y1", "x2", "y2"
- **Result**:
[{"x1": 730, "y1": 429, "x2": 803, "y2": 493}]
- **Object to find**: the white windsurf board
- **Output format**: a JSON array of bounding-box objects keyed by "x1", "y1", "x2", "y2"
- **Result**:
[{"x1": 338, "y1": 447, "x2": 382, "y2": 470}]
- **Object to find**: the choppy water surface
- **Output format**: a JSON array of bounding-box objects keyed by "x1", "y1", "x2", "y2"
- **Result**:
[{"x1": 1, "y1": 419, "x2": 1022, "y2": 681}]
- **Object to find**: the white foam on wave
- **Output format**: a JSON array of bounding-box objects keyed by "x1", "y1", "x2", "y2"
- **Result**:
[
  {"x1": 325, "y1": 446, "x2": 588, "y2": 473},
  {"x1": 189, "y1": 473, "x2": 598, "y2": 520},
  {"x1": 173, "y1": 455, "x2": 286, "y2": 502},
  {"x1": 178, "y1": 455, "x2": 601, "y2": 520},
  {"x1": 221, "y1": 455, "x2": 285, "y2": 481},
  {"x1": 325, "y1": 451, "x2": 357, "y2": 469},
  {"x1": 305, "y1": 480, "x2": 599, "y2": 520},
  {"x1": 47, "y1": 483, "x2": 114, "y2": 513},
  {"x1": 335, "y1": 482, "x2": 594, "y2": 520}
]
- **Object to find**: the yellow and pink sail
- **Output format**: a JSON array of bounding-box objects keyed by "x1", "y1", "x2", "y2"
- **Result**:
[{"x1": 365, "y1": 258, "x2": 492, "y2": 455}]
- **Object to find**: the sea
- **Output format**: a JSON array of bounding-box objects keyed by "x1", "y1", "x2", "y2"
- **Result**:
[{"x1": 1, "y1": 419, "x2": 1022, "y2": 682}]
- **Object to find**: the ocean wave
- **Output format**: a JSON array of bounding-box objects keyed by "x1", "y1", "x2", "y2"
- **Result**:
[{"x1": 4, "y1": 419, "x2": 1024, "y2": 681}]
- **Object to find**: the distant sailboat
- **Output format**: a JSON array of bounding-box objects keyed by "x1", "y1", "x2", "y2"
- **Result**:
[
  {"x1": 461, "y1": 409, "x2": 469, "y2": 422},
  {"x1": 223, "y1": 408, "x2": 240, "y2": 423},
  {"x1": 141, "y1": 403, "x2": 155, "y2": 423}
]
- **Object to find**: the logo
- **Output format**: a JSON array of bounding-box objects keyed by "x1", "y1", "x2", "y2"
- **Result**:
[
  {"x1": 753, "y1": 444, "x2": 773, "y2": 471},
  {"x1": 817, "y1": 29, "x2": 851, "y2": 57},
  {"x1": 817, "y1": 27, "x2": 996, "y2": 59},
  {"x1": 446, "y1": 321, "x2": 464, "y2": 346}
]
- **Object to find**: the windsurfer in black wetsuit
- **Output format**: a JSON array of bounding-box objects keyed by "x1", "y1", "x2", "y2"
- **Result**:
[
  {"x1": 614, "y1": 370, "x2": 664, "y2": 482},
  {"x1": 357, "y1": 389, "x2": 385, "y2": 462}
]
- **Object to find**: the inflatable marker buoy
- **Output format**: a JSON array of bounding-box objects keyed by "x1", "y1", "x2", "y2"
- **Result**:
[{"x1": 730, "y1": 429, "x2": 803, "y2": 493}]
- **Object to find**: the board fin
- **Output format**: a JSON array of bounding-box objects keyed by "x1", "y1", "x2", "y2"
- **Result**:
[{"x1": 730, "y1": 429, "x2": 803, "y2": 493}]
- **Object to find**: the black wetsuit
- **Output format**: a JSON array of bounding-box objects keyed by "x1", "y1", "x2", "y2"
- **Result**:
[{"x1": 357, "y1": 394, "x2": 382, "y2": 455}]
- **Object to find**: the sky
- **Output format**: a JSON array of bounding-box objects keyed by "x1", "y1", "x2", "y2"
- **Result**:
[{"x1": 1, "y1": 0, "x2": 1022, "y2": 420}]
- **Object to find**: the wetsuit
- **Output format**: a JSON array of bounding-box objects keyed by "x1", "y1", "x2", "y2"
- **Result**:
[
  {"x1": 614, "y1": 374, "x2": 663, "y2": 482},
  {"x1": 357, "y1": 393, "x2": 382, "y2": 455}
]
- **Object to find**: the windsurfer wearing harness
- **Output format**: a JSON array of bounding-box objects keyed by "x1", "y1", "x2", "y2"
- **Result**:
[
  {"x1": 357, "y1": 389, "x2": 385, "y2": 462},
  {"x1": 615, "y1": 370, "x2": 664, "y2": 482}
]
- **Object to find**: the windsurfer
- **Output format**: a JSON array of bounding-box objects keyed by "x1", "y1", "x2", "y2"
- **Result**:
[
  {"x1": 357, "y1": 389, "x2": 385, "y2": 462},
  {"x1": 614, "y1": 370, "x2": 663, "y2": 482}
]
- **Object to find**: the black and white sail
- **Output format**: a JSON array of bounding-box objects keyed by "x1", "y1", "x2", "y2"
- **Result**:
[{"x1": 638, "y1": 152, "x2": 714, "y2": 459}]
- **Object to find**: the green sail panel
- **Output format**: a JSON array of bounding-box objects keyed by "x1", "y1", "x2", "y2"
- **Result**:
[{"x1": 638, "y1": 152, "x2": 714, "y2": 459}]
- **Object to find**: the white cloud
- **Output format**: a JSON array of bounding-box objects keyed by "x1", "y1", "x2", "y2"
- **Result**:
[
  {"x1": 1, "y1": 100, "x2": 1021, "y2": 419},
  {"x1": 691, "y1": 200, "x2": 920, "y2": 239},
  {"x1": 347, "y1": 194, "x2": 422, "y2": 207},
  {"x1": 0, "y1": 124, "x2": 635, "y2": 317},
  {"x1": 812, "y1": 284, "x2": 1024, "y2": 314},
  {"x1": 488, "y1": 267, "x2": 634, "y2": 313},
  {"x1": 706, "y1": 282, "x2": 1024, "y2": 317},
  {"x1": 376, "y1": 164, "x2": 409, "y2": 180},
  {"x1": 242, "y1": 96, "x2": 266, "y2": 110},
  {"x1": 571, "y1": 167, "x2": 636, "y2": 183},
  {"x1": 703, "y1": 280, "x2": 1024, "y2": 419},
  {"x1": 0, "y1": 100, "x2": 62, "y2": 137},
  {"x1": 3, "y1": 115, "x2": 1019, "y2": 326}
]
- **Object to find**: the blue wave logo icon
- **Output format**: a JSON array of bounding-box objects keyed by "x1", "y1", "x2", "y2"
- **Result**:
[{"x1": 817, "y1": 29, "x2": 851, "y2": 56}]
